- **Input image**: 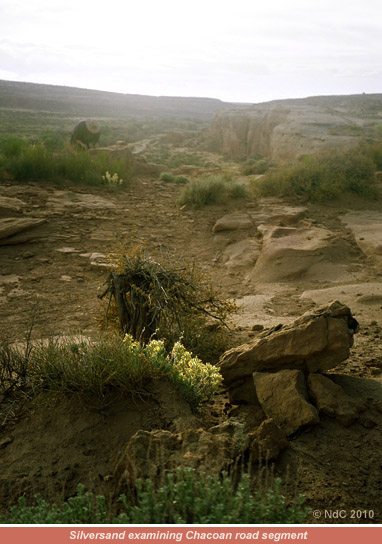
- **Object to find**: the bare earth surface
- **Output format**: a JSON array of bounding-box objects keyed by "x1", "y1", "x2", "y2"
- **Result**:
[{"x1": 0, "y1": 176, "x2": 381, "y2": 523}]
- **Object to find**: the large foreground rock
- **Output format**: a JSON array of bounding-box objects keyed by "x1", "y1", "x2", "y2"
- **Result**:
[
  {"x1": 253, "y1": 370, "x2": 319, "y2": 436},
  {"x1": 219, "y1": 301, "x2": 358, "y2": 387}
]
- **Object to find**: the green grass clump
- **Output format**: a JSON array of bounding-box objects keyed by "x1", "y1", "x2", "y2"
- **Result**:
[
  {"x1": 1, "y1": 334, "x2": 222, "y2": 411},
  {"x1": 0, "y1": 470, "x2": 309, "y2": 524},
  {"x1": 251, "y1": 143, "x2": 380, "y2": 201},
  {"x1": 178, "y1": 174, "x2": 248, "y2": 208},
  {"x1": 160, "y1": 172, "x2": 190, "y2": 184},
  {"x1": 0, "y1": 138, "x2": 132, "y2": 186}
]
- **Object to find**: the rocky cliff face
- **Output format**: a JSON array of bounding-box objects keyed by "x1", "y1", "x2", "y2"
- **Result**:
[{"x1": 204, "y1": 94, "x2": 382, "y2": 161}]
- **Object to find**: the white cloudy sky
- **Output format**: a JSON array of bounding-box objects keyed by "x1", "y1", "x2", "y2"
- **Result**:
[{"x1": 0, "y1": 0, "x2": 381, "y2": 103}]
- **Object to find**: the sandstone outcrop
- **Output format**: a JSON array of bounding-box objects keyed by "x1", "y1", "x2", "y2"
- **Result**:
[
  {"x1": 220, "y1": 302, "x2": 361, "y2": 435},
  {"x1": 219, "y1": 301, "x2": 358, "y2": 387},
  {"x1": 0, "y1": 217, "x2": 47, "y2": 245},
  {"x1": 203, "y1": 94, "x2": 382, "y2": 161},
  {"x1": 249, "y1": 224, "x2": 352, "y2": 283},
  {"x1": 221, "y1": 239, "x2": 261, "y2": 270},
  {"x1": 116, "y1": 419, "x2": 251, "y2": 487}
]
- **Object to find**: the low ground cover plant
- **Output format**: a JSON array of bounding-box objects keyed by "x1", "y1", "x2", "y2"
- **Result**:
[
  {"x1": 0, "y1": 469, "x2": 309, "y2": 524},
  {"x1": 251, "y1": 142, "x2": 381, "y2": 201},
  {"x1": 178, "y1": 173, "x2": 248, "y2": 208}
]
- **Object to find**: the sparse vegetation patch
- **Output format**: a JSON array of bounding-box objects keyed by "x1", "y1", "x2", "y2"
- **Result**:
[
  {"x1": 251, "y1": 142, "x2": 381, "y2": 201},
  {"x1": 0, "y1": 333, "x2": 222, "y2": 411},
  {"x1": 0, "y1": 137, "x2": 132, "y2": 186},
  {"x1": 241, "y1": 157, "x2": 273, "y2": 176}
]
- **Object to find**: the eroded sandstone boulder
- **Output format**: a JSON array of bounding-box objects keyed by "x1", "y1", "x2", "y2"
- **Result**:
[
  {"x1": 219, "y1": 301, "x2": 358, "y2": 387},
  {"x1": 212, "y1": 213, "x2": 254, "y2": 233},
  {"x1": 307, "y1": 373, "x2": 361, "y2": 427},
  {"x1": 248, "y1": 224, "x2": 352, "y2": 283},
  {"x1": 0, "y1": 217, "x2": 46, "y2": 244},
  {"x1": 221, "y1": 239, "x2": 261, "y2": 270},
  {"x1": 115, "y1": 419, "x2": 251, "y2": 488},
  {"x1": 0, "y1": 196, "x2": 25, "y2": 216},
  {"x1": 253, "y1": 370, "x2": 319, "y2": 436}
]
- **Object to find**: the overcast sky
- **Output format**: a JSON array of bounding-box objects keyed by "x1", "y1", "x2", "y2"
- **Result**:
[{"x1": 0, "y1": 0, "x2": 381, "y2": 103}]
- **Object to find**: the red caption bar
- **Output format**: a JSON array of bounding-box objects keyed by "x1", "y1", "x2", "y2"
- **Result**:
[{"x1": 0, "y1": 526, "x2": 382, "y2": 544}]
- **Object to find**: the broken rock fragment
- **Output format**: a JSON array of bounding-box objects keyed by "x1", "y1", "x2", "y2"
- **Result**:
[
  {"x1": 307, "y1": 373, "x2": 361, "y2": 427},
  {"x1": 249, "y1": 419, "x2": 288, "y2": 462},
  {"x1": 253, "y1": 369, "x2": 319, "y2": 436}
]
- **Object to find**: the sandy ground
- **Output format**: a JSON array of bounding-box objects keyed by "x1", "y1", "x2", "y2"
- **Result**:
[{"x1": 0, "y1": 177, "x2": 381, "y2": 523}]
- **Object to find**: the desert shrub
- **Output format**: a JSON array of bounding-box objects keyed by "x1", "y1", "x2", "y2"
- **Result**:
[
  {"x1": 178, "y1": 174, "x2": 249, "y2": 209},
  {"x1": 251, "y1": 144, "x2": 378, "y2": 201},
  {"x1": 241, "y1": 157, "x2": 272, "y2": 176},
  {"x1": 100, "y1": 245, "x2": 236, "y2": 361},
  {"x1": 160, "y1": 172, "x2": 189, "y2": 184},
  {"x1": 160, "y1": 171, "x2": 176, "y2": 182},
  {"x1": 0, "y1": 470, "x2": 309, "y2": 524},
  {"x1": 0, "y1": 140, "x2": 131, "y2": 185},
  {"x1": 174, "y1": 174, "x2": 189, "y2": 184}
]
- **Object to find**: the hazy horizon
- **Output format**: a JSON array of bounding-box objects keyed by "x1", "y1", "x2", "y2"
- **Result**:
[{"x1": 1, "y1": 0, "x2": 381, "y2": 104}]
